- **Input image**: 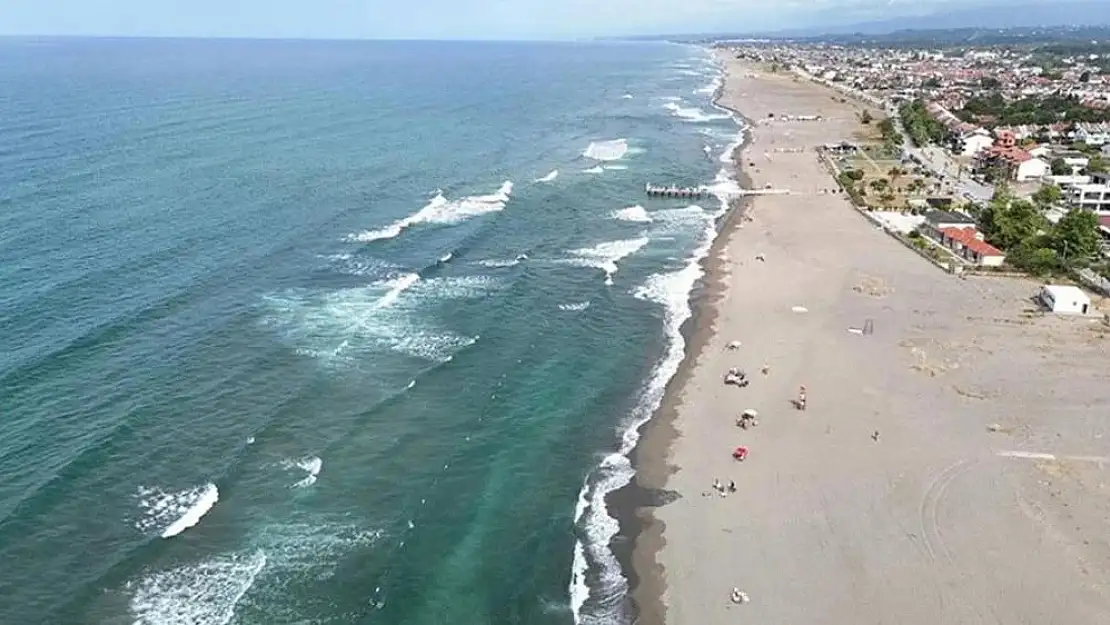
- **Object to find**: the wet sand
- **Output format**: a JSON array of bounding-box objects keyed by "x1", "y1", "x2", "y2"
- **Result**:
[{"x1": 630, "y1": 53, "x2": 1110, "y2": 625}]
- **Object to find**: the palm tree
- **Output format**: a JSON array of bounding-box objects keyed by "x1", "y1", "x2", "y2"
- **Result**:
[
  {"x1": 887, "y1": 166, "x2": 904, "y2": 184},
  {"x1": 869, "y1": 178, "x2": 889, "y2": 194}
]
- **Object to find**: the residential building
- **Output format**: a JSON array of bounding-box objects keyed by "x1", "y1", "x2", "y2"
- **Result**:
[
  {"x1": 1038, "y1": 285, "x2": 1091, "y2": 314},
  {"x1": 935, "y1": 226, "x2": 1006, "y2": 267},
  {"x1": 957, "y1": 128, "x2": 994, "y2": 156},
  {"x1": 1015, "y1": 157, "x2": 1050, "y2": 182},
  {"x1": 1075, "y1": 122, "x2": 1110, "y2": 146},
  {"x1": 1065, "y1": 183, "x2": 1110, "y2": 213}
]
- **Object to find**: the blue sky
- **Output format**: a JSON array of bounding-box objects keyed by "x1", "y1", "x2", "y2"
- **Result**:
[{"x1": 0, "y1": 0, "x2": 982, "y2": 39}]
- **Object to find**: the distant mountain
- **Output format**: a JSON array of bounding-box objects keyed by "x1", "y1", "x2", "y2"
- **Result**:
[{"x1": 781, "y1": 1, "x2": 1110, "y2": 38}]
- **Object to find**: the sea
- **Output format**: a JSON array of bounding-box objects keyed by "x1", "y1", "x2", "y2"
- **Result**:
[{"x1": 0, "y1": 37, "x2": 744, "y2": 625}]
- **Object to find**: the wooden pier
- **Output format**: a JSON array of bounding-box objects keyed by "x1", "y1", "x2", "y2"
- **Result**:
[
  {"x1": 645, "y1": 183, "x2": 790, "y2": 199},
  {"x1": 645, "y1": 184, "x2": 709, "y2": 199}
]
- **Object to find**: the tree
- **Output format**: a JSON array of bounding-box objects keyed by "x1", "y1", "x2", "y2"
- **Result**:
[
  {"x1": 1031, "y1": 184, "x2": 1063, "y2": 209},
  {"x1": 888, "y1": 167, "x2": 905, "y2": 184},
  {"x1": 979, "y1": 197, "x2": 1046, "y2": 250},
  {"x1": 846, "y1": 168, "x2": 865, "y2": 182},
  {"x1": 1087, "y1": 155, "x2": 1109, "y2": 174},
  {"x1": 1007, "y1": 239, "x2": 1062, "y2": 276},
  {"x1": 1081, "y1": 71, "x2": 1092, "y2": 83},
  {"x1": 1051, "y1": 208, "x2": 1102, "y2": 265},
  {"x1": 980, "y1": 76, "x2": 1001, "y2": 89},
  {"x1": 860, "y1": 110, "x2": 874, "y2": 124},
  {"x1": 1050, "y1": 157, "x2": 1071, "y2": 176},
  {"x1": 869, "y1": 178, "x2": 890, "y2": 193}
]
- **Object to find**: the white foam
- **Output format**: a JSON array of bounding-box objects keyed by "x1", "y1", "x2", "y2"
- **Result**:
[
  {"x1": 663, "y1": 101, "x2": 730, "y2": 123},
  {"x1": 604, "y1": 164, "x2": 628, "y2": 171},
  {"x1": 130, "y1": 550, "x2": 267, "y2": 625},
  {"x1": 346, "y1": 181, "x2": 513, "y2": 242},
  {"x1": 135, "y1": 483, "x2": 219, "y2": 539},
  {"x1": 573, "y1": 84, "x2": 736, "y2": 618},
  {"x1": 621, "y1": 93, "x2": 633, "y2": 99},
  {"x1": 583, "y1": 166, "x2": 604, "y2": 174},
  {"x1": 612, "y1": 205, "x2": 653, "y2": 223},
  {"x1": 477, "y1": 258, "x2": 521, "y2": 268},
  {"x1": 564, "y1": 237, "x2": 650, "y2": 286},
  {"x1": 558, "y1": 301, "x2": 591, "y2": 312},
  {"x1": 535, "y1": 169, "x2": 559, "y2": 183},
  {"x1": 263, "y1": 275, "x2": 496, "y2": 365},
  {"x1": 376, "y1": 273, "x2": 421, "y2": 308},
  {"x1": 282, "y1": 456, "x2": 323, "y2": 488},
  {"x1": 582, "y1": 139, "x2": 629, "y2": 162}
]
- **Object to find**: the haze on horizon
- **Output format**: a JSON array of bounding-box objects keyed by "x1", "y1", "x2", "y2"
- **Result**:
[{"x1": 0, "y1": 0, "x2": 1062, "y2": 41}]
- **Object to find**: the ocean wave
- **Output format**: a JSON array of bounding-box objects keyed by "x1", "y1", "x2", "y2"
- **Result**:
[
  {"x1": 535, "y1": 169, "x2": 559, "y2": 183},
  {"x1": 583, "y1": 166, "x2": 604, "y2": 174},
  {"x1": 582, "y1": 139, "x2": 628, "y2": 162},
  {"x1": 282, "y1": 456, "x2": 323, "y2": 488},
  {"x1": 134, "y1": 483, "x2": 219, "y2": 539},
  {"x1": 564, "y1": 237, "x2": 650, "y2": 286},
  {"x1": 558, "y1": 301, "x2": 591, "y2": 312},
  {"x1": 611, "y1": 205, "x2": 652, "y2": 223},
  {"x1": 129, "y1": 550, "x2": 267, "y2": 625},
  {"x1": 571, "y1": 454, "x2": 634, "y2": 625},
  {"x1": 573, "y1": 89, "x2": 735, "y2": 621},
  {"x1": 346, "y1": 181, "x2": 513, "y2": 243},
  {"x1": 477, "y1": 258, "x2": 522, "y2": 268},
  {"x1": 262, "y1": 275, "x2": 496, "y2": 364},
  {"x1": 663, "y1": 101, "x2": 731, "y2": 123},
  {"x1": 376, "y1": 273, "x2": 421, "y2": 308},
  {"x1": 621, "y1": 93, "x2": 633, "y2": 99}
]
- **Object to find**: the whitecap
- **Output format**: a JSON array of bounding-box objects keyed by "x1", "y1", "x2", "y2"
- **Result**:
[
  {"x1": 134, "y1": 483, "x2": 220, "y2": 539},
  {"x1": 129, "y1": 550, "x2": 267, "y2": 625},
  {"x1": 612, "y1": 205, "x2": 653, "y2": 223},
  {"x1": 582, "y1": 139, "x2": 629, "y2": 162},
  {"x1": 535, "y1": 169, "x2": 559, "y2": 183},
  {"x1": 583, "y1": 166, "x2": 604, "y2": 175},
  {"x1": 477, "y1": 258, "x2": 521, "y2": 268},
  {"x1": 558, "y1": 301, "x2": 591, "y2": 312},
  {"x1": 563, "y1": 237, "x2": 650, "y2": 286},
  {"x1": 663, "y1": 101, "x2": 730, "y2": 123},
  {"x1": 282, "y1": 456, "x2": 323, "y2": 488},
  {"x1": 374, "y1": 273, "x2": 420, "y2": 308},
  {"x1": 621, "y1": 93, "x2": 633, "y2": 99},
  {"x1": 346, "y1": 181, "x2": 513, "y2": 243}
]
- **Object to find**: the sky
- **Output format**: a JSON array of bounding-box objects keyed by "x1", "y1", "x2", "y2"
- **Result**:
[{"x1": 0, "y1": 0, "x2": 1009, "y2": 40}]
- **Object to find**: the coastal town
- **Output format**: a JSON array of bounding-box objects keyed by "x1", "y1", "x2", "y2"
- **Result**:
[
  {"x1": 717, "y1": 37, "x2": 1110, "y2": 295},
  {"x1": 636, "y1": 34, "x2": 1110, "y2": 625}
]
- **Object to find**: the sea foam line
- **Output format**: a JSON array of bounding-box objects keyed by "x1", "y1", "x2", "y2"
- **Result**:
[
  {"x1": 570, "y1": 52, "x2": 744, "y2": 625},
  {"x1": 347, "y1": 181, "x2": 513, "y2": 243},
  {"x1": 564, "y1": 237, "x2": 650, "y2": 286}
]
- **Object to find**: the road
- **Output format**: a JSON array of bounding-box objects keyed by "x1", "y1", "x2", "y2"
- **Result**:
[{"x1": 885, "y1": 106, "x2": 995, "y2": 204}]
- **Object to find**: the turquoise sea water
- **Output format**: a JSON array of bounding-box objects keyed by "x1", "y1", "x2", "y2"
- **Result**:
[{"x1": 0, "y1": 38, "x2": 743, "y2": 624}]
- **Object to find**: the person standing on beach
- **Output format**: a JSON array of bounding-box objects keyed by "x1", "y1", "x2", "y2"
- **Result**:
[{"x1": 797, "y1": 385, "x2": 807, "y2": 411}]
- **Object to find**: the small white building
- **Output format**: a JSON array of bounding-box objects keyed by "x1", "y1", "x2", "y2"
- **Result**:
[
  {"x1": 958, "y1": 129, "x2": 994, "y2": 157},
  {"x1": 1039, "y1": 285, "x2": 1092, "y2": 315},
  {"x1": 1015, "y1": 157, "x2": 1050, "y2": 182}
]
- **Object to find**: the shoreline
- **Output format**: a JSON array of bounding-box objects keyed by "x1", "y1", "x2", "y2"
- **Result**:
[{"x1": 612, "y1": 50, "x2": 756, "y2": 625}]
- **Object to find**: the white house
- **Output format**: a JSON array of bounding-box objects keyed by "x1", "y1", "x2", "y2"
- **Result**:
[
  {"x1": 1065, "y1": 183, "x2": 1110, "y2": 213},
  {"x1": 1028, "y1": 145, "x2": 1052, "y2": 159},
  {"x1": 1064, "y1": 156, "x2": 1090, "y2": 173},
  {"x1": 1101, "y1": 143, "x2": 1110, "y2": 157},
  {"x1": 958, "y1": 128, "x2": 994, "y2": 157},
  {"x1": 1015, "y1": 157, "x2": 1050, "y2": 182},
  {"x1": 1039, "y1": 285, "x2": 1092, "y2": 315}
]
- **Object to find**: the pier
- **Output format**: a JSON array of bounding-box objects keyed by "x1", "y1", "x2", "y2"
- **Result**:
[
  {"x1": 645, "y1": 183, "x2": 790, "y2": 199},
  {"x1": 645, "y1": 184, "x2": 710, "y2": 199}
]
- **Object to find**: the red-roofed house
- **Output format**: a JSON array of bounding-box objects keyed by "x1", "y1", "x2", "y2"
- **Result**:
[
  {"x1": 936, "y1": 226, "x2": 1006, "y2": 267},
  {"x1": 975, "y1": 132, "x2": 1050, "y2": 182}
]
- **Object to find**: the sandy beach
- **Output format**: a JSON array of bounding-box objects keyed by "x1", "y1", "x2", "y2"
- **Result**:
[{"x1": 631, "y1": 52, "x2": 1110, "y2": 625}]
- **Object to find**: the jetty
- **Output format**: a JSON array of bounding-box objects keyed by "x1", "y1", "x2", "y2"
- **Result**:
[
  {"x1": 645, "y1": 183, "x2": 790, "y2": 199},
  {"x1": 645, "y1": 184, "x2": 710, "y2": 199}
]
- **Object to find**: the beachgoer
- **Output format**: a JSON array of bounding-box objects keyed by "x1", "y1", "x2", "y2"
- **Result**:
[
  {"x1": 797, "y1": 385, "x2": 807, "y2": 411},
  {"x1": 872, "y1": 430, "x2": 880, "y2": 442},
  {"x1": 713, "y1": 478, "x2": 722, "y2": 492},
  {"x1": 728, "y1": 480, "x2": 736, "y2": 493}
]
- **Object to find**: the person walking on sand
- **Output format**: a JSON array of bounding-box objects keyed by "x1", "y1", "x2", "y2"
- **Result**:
[{"x1": 797, "y1": 385, "x2": 807, "y2": 411}]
